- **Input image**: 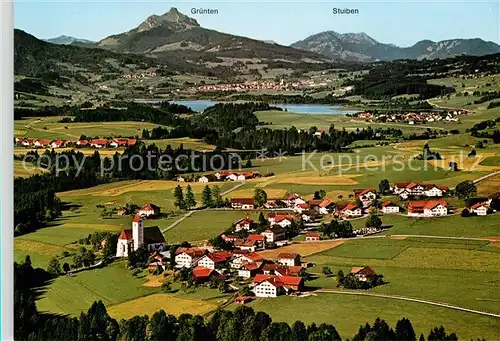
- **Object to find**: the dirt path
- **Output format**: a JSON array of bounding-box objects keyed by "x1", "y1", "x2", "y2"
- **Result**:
[{"x1": 315, "y1": 289, "x2": 500, "y2": 318}]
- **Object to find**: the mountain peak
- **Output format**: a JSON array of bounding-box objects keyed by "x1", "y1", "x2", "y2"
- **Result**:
[
  {"x1": 137, "y1": 8, "x2": 199, "y2": 32},
  {"x1": 291, "y1": 31, "x2": 500, "y2": 62},
  {"x1": 341, "y1": 32, "x2": 378, "y2": 45},
  {"x1": 45, "y1": 35, "x2": 93, "y2": 45}
]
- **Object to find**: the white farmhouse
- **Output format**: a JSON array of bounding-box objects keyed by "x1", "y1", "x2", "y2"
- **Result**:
[
  {"x1": 341, "y1": 204, "x2": 363, "y2": 217},
  {"x1": 408, "y1": 200, "x2": 448, "y2": 217},
  {"x1": 277, "y1": 252, "x2": 301, "y2": 266},
  {"x1": 381, "y1": 201, "x2": 400, "y2": 214},
  {"x1": 470, "y1": 202, "x2": 489, "y2": 216},
  {"x1": 174, "y1": 248, "x2": 206, "y2": 268}
]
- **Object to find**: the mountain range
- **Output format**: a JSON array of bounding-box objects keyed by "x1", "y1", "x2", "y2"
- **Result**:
[
  {"x1": 290, "y1": 31, "x2": 500, "y2": 62},
  {"x1": 88, "y1": 7, "x2": 328, "y2": 62},
  {"x1": 38, "y1": 7, "x2": 500, "y2": 64},
  {"x1": 45, "y1": 35, "x2": 94, "y2": 45}
]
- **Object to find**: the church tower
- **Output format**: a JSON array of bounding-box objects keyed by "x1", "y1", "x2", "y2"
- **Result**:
[{"x1": 132, "y1": 214, "x2": 144, "y2": 250}]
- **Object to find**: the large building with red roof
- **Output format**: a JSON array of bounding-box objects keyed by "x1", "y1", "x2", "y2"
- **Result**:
[
  {"x1": 252, "y1": 274, "x2": 304, "y2": 297},
  {"x1": 408, "y1": 200, "x2": 448, "y2": 217},
  {"x1": 116, "y1": 215, "x2": 166, "y2": 257}
]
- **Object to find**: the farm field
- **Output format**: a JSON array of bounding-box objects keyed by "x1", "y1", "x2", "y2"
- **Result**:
[
  {"x1": 477, "y1": 173, "x2": 500, "y2": 197},
  {"x1": 255, "y1": 110, "x2": 435, "y2": 134},
  {"x1": 377, "y1": 214, "x2": 500, "y2": 238},
  {"x1": 14, "y1": 116, "x2": 163, "y2": 139},
  {"x1": 36, "y1": 262, "x2": 159, "y2": 316},
  {"x1": 14, "y1": 159, "x2": 47, "y2": 177},
  {"x1": 480, "y1": 156, "x2": 500, "y2": 166},
  {"x1": 257, "y1": 240, "x2": 346, "y2": 259},
  {"x1": 107, "y1": 293, "x2": 218, "y2": 321},
  {"x1": 144, "y1": 137, "x2": 217, "y2": 151},
  {"x1": 163, "y1": 210, "x2": 261, "y2": 243},
  {"x1": 237, "y1": 293, "x2": 500, "y2": 341},
  {"x1": 305, "y1": 237, "x2": 500, "y2": 313}
]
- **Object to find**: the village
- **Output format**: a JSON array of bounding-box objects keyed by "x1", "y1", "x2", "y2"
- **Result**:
[
  {"x1": 189, "y1": 79, "x2": 326, "y2": 93},
  {"x1": 14, "y1": 137, "x2": 138, "y2": 149},
  {"x1": 106, "y1": 179, "x2": 498, "y2": 303},
  {"x1": 355, "y1": 109, "x2": 469, "y2": 125}
]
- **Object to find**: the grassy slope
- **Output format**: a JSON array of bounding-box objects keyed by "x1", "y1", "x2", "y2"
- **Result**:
[{"x1": 36, "y1": 262, "x2": 159, "y2": 316}]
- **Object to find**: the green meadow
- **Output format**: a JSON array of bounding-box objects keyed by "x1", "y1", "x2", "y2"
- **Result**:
[
  {"x1": 36, "y1": 262, "x2": 159, "y2": 316},
  {"x1": 239, "y1": 293, "x2": 499, "y2": 341},
  {"x1": 306, "y1": 237, "x2": 500, "y2": 313},
  {"x1": 14, "y1": 116, "x2": 162, "y2": 139}
]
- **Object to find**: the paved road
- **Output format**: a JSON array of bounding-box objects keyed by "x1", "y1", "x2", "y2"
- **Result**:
[
  {"x1": 220, "y1": 182, "x2": 245, "y2": 196},
  {"x1": 160, "y1": 182, "x2": 245, "y2": 233},
  {"x1": 471, "y1": 170, "x2": 500, "y2": 185},
  {"x1": 161, "y1": 210, "x2": 195, "y2": 233},
  {"x1": 363, "y1": 234, "x2": 496, "y2": 242},
  {"x1": 315, "y1": 289, "x2": 500, "y2": 318}
]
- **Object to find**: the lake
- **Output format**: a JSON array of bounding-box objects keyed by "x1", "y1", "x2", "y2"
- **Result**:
[{"x1": 166, "y1": 100, "x2": 359, "y2": 115}]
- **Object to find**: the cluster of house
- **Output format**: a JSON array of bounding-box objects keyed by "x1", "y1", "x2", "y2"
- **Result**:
[
  {"x1": 123, "y1": 72, "x2": 157, "y2": 79},
  {"x1": 230, "y1": 193, "x2": 335, "y2": 214},
  {"x1": 173, "y1": 247, "x2": 306, "y2": 297},
  {"x1": 176, "y1": 171, "x2": 261, "y2": 183},
  {"x1": 190, "y1": 79, "x2": 319, "y2": 93},
  {"x1": 164, "y1": 245, "x2": 380, "y2": 299},
  {"x1": 220, "y1": 213, "x2": 313, "y2": 252},
  {"x1": 390, "y1": 182, "x2": 449, "y2": 200},
  {"x1": 337, "y1": 186, "x2": 451, "y2": 218},
  {"x1": 15, "y1": 137, "x2": 137, "y2": 149},
  {"x1": 356, "y1": 110, "x2": 468, "y2": 125}
]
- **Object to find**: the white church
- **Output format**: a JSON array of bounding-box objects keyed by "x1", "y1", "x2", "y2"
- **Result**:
[{"x1": 116, "y1": 214, "x2": 167, "y2": 257}]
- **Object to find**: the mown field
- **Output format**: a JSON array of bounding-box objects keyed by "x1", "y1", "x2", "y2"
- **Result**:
[
  {"x1": 163, "y1": 210, "x2": 260, "y2": 244},
  {"x1": 107, "y1": 294, "x2": 218, "y2": 321},
  {"x1": 36, "y1": 262, "x2": 159, "y2": 316},
  {"x1": 229, "y1": 235, "x2": 500, "y2": 341},
  {"x1": 306, "y1": 237, "x2": 500, "y2": 313},
  {"x1": 237, "y1": 293, "x2": 499, "y2": 341},
  {"x1": 14, "y1": 116, "x2": 162, "y2": 139}
]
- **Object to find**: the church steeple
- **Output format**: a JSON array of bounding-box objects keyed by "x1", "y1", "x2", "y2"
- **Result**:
[{"x1": 132, "y1": 214, "x2": 144, "y2": 250}]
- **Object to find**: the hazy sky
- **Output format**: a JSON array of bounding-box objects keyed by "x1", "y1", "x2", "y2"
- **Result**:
[{"x1": 14, "y1": 0, "x2": 500, "y2": 46}]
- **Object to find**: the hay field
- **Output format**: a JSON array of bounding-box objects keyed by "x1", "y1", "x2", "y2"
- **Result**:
[
  {"x1": 58, "y1": 180, "x2": 228, "y2": 197},
  {"x1": 476, "y1": 174, "x2": 500, "y2": 196},
  {"x1": 258, "y1": 240, "x2": 346, "y2": 259},
  {"x1": 107, "y1": 294, "x2": 217, "y2": 320}
]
